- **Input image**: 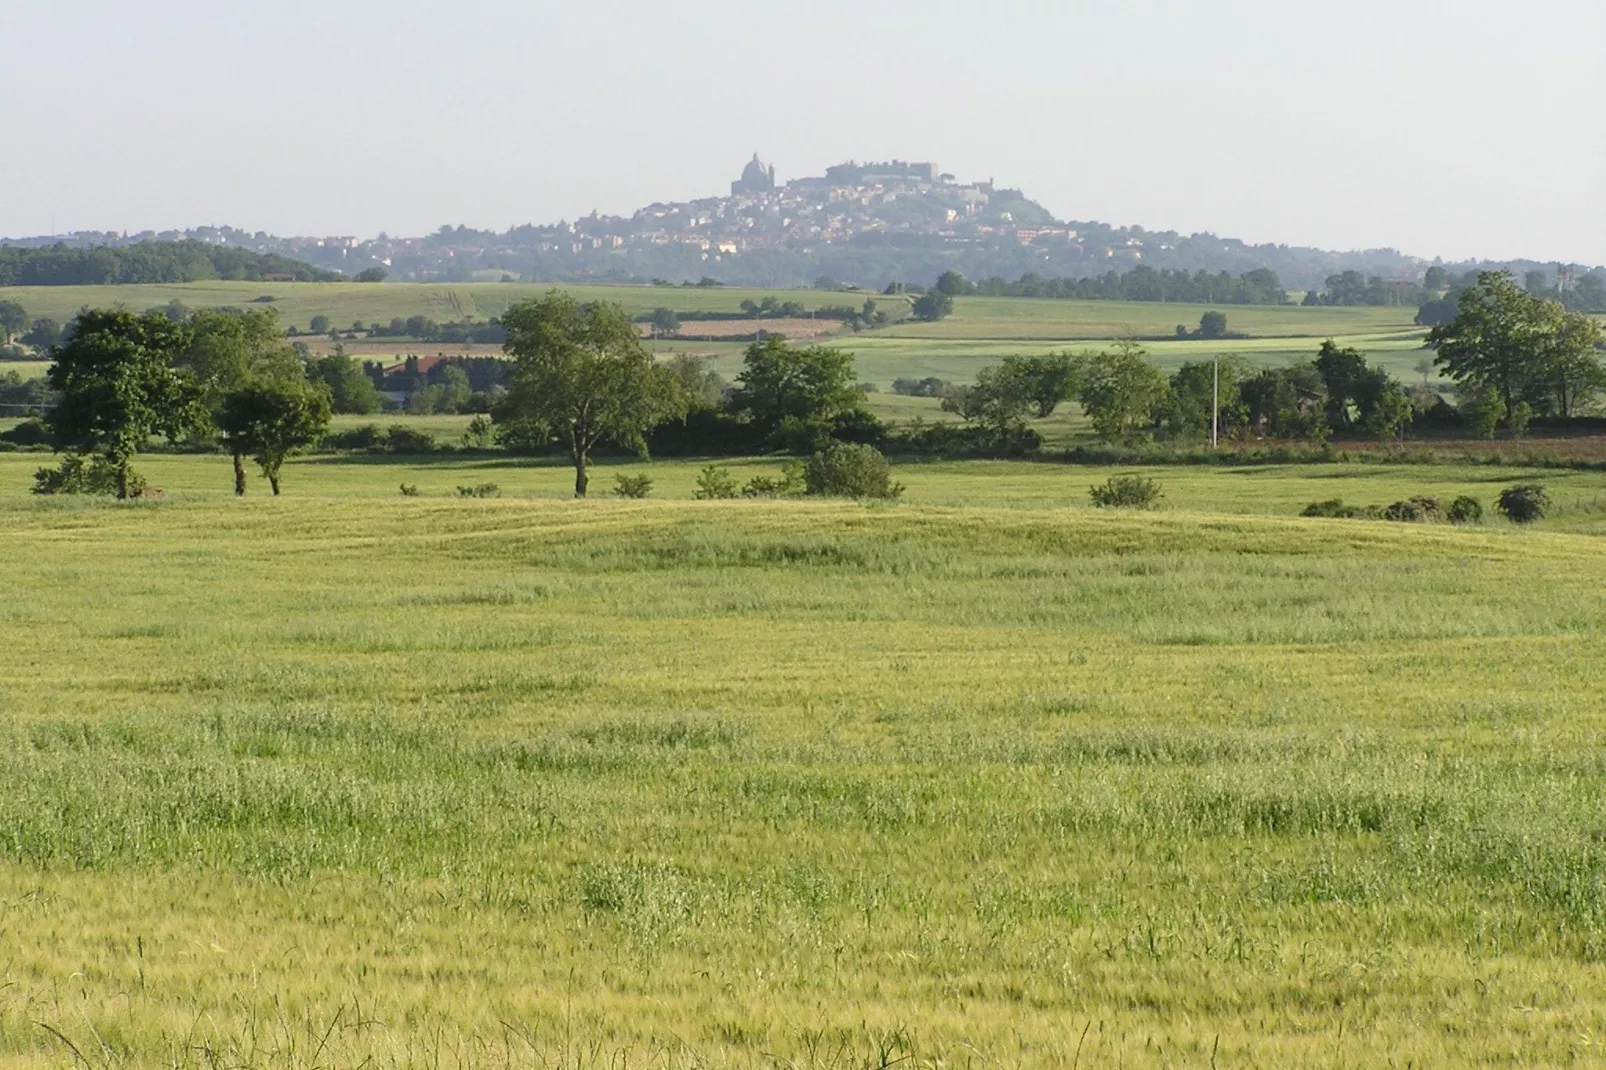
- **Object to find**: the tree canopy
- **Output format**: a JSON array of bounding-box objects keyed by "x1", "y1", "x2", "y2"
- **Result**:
[
  {"x1": 45, "y1": 309, "x2": 203, "y2": 497},
  {"x1": 218, "y1": 379, "x2": 332, "y2": 495},
  {"x1": 729, "y1": 337, "x2": 862, "y2": 445},
  {"x1": 1428, "y1": 270, "x2": 1606, "y2": 423},
  {"x1": 496, "y1": 291, "x2": 687, "y2": 496}
]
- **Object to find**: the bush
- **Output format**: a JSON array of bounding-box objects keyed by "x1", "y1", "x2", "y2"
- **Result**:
[
  {"x1": 613, "y1": 474, "x2": 654, "y2": 499},
  {"x1": 1382, "y1": 499, "x2": 1428, "y2": 522},
  {"x1": 804, "y1": 443, "x2": 904, "y2": 500},
  {"x1": 384, "y1": 425, "x2": 437, "y2": 454},
  {"x1": 887, "y1": 420, "x2": 1041, "y2": 459},
  {"x1": 1089, "y1": 475, "x2": 1162, "y2": 509},
  {"x1": 1447, "y1": 496, "x2": 1483, "y2": 524},
  {"x1": 322, "y1": 424, "x2": 389, "y2": 451},
  {"x1": 456, "y1": 483, "x2": 501, "y2": 499},
  {"x1": 1, "y1": 419, "x2": 50, "y2": 447},
  {"x1": 1380, "y1": 496, "x2": 1441, "y2": 523},
  {"x1": 32, "y1": 455, "x2": 142, "y2": 497},
  {"x1": 1301, "y1": 498, "x2": 1369, "y2": 519},
  {"x1": 1497, "y1": 483, "x2": 1548, "y2": 524},
  {"x1": 399, "y1": 483, "x2": 420, "y2": 497},
  {"x1": 461, "y1": 414, "x2": 494, "y2": 449},
  {"x1": 742, "y1": 462, "x2": 805, "y2": 498},
  {"x1": 891, "y1": 376, "x2": 951, "y2": 398},
  {"x1": 694, "y1": 465, "x2": 739, "y2": 500}
]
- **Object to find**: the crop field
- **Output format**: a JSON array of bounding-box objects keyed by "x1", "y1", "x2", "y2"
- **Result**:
[
  {"x1": 2, "y1": 454, "x2": 1606, "y2": 1067},
  {"x1": 878, "y1": 298, "x2": 1419, "y2": 342},
  {"x1": 1, "y1": 282, "x2": 1433, "y2": 389}
]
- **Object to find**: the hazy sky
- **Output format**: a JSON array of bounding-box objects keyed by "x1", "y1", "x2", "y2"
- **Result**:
[{"x1": 6, "y1": 0, "x2": 1604, "y2": 263}]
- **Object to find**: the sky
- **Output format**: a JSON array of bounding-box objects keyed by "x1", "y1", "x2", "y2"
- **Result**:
[{"x1": 4, "y1": 0, "x2": 1604, "y2": 264}]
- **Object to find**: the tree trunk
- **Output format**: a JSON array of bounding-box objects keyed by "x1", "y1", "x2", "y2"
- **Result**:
[
  {"x1": 573, "y1": 452, "x2": 588, "y2": 497},
  {"x1": 116, "y1": 460, "x2": 130, "y2": 501},
  {"x1": 233, "y1": 453, "x2": 247, "y2": 496},
  {"x1": 269, "y1": 471, "x2": 281, "y2": 496}
]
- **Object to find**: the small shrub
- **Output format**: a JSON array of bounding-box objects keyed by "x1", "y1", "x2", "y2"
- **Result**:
[
  {"x1": 1089, "y1": 475, "x2": 1161, "y2": 509},
  {"x1": 384, "y1": 425, "x2": 437, "y2": 454},
  {"x1": 1381, "y1": 500, "x2": 1426, "y2": 522},
  {"x1": 399, "y1": 483, "x2": 420, "y2": 497},
  {"x1": 32, "y1": 455, "x2": 142, "y2": 497},
  {"x1": 613, "y1": 474, "x2": 654, "y2": 499},
  {"x1": 1408, "y1": 496, "x2": 1442, "y2": 521},
  {"x1": 742, "y1": 462, "x2": 805, "y2": 498},
  {"x1": 804, "y1": 443, "x2": 904, "y2": 500},
  {"x1": 1447, "y1": 496, "x2": 1483, "y2": 524},
  {"x1": 322, "y1": 424, "x2": 388, "y2": 452},
  {"x1": 693, "y1": 465, "x2": 739, "y2": 500},
  {"x1": 1301, "y1": 498, "x2": 1364, "y2": 518},
  {"x1": 1497, "y1": 483, "x2": 1548, "y2": 524},
  {"x1": 456, "y1": 483, "x2": 501, "y2": 499},
  {"x1": 461, "y1": 414, "x2": 494, "y2": 449},
  {"x1": 1508, "y1": 401, "x2": 1534, "y2": 439}
]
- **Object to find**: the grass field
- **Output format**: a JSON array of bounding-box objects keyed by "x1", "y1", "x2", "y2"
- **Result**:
[{"x1": 2, "y1": 453, "x2": 1606, "y2": 1066}]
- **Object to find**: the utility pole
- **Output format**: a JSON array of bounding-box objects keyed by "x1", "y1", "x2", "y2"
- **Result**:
[{"x1": 1211, "y1": 355, "x2": 1219, "y2": 449}]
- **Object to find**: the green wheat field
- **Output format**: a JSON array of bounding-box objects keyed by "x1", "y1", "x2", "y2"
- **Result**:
[{"x1": 2, "y1": 451, "x2": 1606, "y2": 1067}]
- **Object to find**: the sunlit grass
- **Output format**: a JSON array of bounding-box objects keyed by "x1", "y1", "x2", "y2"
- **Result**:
[{"x1": 1, "y1": 465, "x2": 1605, "y2": 1066}]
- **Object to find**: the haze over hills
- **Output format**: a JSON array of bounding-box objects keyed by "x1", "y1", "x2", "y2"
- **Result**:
[{"x1": 3, "y1": 157, "x2": 1599, "y2": 293}]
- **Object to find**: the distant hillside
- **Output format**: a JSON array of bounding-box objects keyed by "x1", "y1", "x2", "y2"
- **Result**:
[
  {"x1": 0, "y1": 240, "x2": 342, "y2": 286},
  {"x1": 4, "y1": 158, "x2": 1600, "y2": 293}
]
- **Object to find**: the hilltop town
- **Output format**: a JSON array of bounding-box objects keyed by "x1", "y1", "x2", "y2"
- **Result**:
[{"x1": 1, "y1": 156, "x2": 1454, "y2": 289}]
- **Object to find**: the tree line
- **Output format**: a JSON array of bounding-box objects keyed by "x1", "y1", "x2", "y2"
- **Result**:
[
  {"x1": 931, "y1": 266, "x2": 1290, "y2": 305},
  {"x1": 0, "y1": 241, "x2": 341, "y2": 286},
  {"x1": 23, "y1": 272, "x2": 1602, "y2": 501},
  {"x1": 933, "y1": 271, "x2": 1604, "y2": 447}
]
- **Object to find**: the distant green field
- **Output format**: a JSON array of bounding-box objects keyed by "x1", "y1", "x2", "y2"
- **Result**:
[
  {"x1": 885, "y1": 296, "x2": 1420, "y2": 341},
  {"x1": 0, "y1": 281, "x2": 880, "y2": 333},
  {"x1": 4, "y1": 454, "x2": 1606, "y2": 1067}
]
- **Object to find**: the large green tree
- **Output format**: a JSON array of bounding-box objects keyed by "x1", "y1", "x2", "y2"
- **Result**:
[
  {"x1": 1533, "y1": 306, "x2": 1606, "y2": 418},
  {"x1": 998, "y1": 352, "x2": 1080, "y2": 418},
  {"x1": 1076, "y1": 342, "x2": 1170, "y2": 443},
  {"x1": 1240, "y1": 364, "x2": 1328, "y2": 441},
  {"x1": 179, "y1": 308, "x2": 305, "y2": 493},
  {"x1": 498, "y1": 292, "x2": 687, "y2": 497},
  {"x1": 46, "y1": 309, "x2": 201, "y2": 498},
  {"x1": 1165, "y1": 355, "x2": 1251, "y2": 440},
  {"x1": 941, "y1": 365, "x2": 1033, "y2": 437},
  {"x1": 729, "y1": 337, "x2": 861, "y2": 442},
  {"x1": 1428, "y1": 271, "x2": 1555, "y2": 420},
  {"x1": 218, "y1": 379, "x2": 332, "y2": 495}
]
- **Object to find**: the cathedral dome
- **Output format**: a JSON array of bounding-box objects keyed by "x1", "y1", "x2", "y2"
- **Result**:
[{"x1": 732, "y1": 154, "x2": 776, "y2": 195}]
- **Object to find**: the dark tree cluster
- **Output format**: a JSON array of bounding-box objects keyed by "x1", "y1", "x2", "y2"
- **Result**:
[
  {"x1": 1302, "y1": 271, "x2": 1421, "y2": 307},
  {"x1": 938, "y1": 339, "x2": 1418, "y2": 449},
  {"x1": 488, "y1": 292, "x2": 892, "y2": 493},
  {"x1": 0, "y1": 241, "x2": 341, "y2": 285},
  {"x1": 362, "y1": 316, "x2": 508, "y2": 344},
  {"x1": 935, "y1": 266, "x2": 1289, "y2": 306},
  {"x1": 1426, "y1": 271, "x2": 1605, "y2": 424},
  {"x1": 35, "y1": 307, "x2": 332, "y2": 497}
]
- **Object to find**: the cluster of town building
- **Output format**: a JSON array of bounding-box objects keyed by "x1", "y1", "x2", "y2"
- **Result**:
[
  {"x1": 19, "y1": 158, "x2": 1098, "y2": 274},
  {"x1": 611, "y1": 155, "x2": 1082, "y2": 257}
]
